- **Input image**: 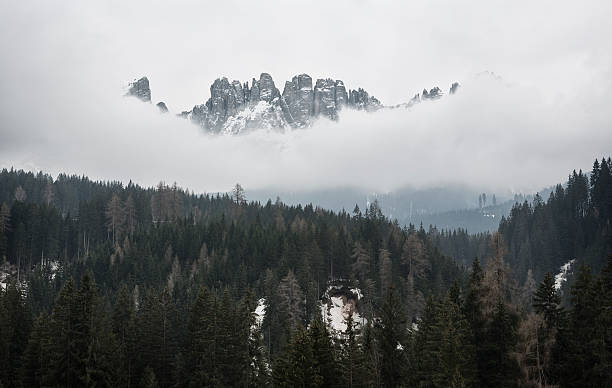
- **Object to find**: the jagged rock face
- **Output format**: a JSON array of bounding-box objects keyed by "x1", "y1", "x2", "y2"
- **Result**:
[
  {"x1": 190, "y1": 104, "x2": 208, "y2": 128},
  {"x1": 178, "y1": 72, "x2": 383, "y2": 134},
  {"x1": 334, "y1": 80, "x2": 348, "y2": 110},
  {"x1": 280, "y1": 80, "x2": 298, "y2": 126},
  {"x1": 281, "y1": 74, "x2": 313, "y2": 128},
  {"x1": 127, "y1": 77, "x2": 151, "y2": 102},
  {"x1": 129, "y1": 74, "x2": 459, "y2": 134},
  {"x1": 204, "y1": 78, "x2": 246, "y2": 131},
  {"x1": 422, "y1": 87, "x2": 442, "y2": 100},
  {"x1": 156, "y1": 101, "x2": 168, "y2": 113},
  {"x1": 348, "y1": 88, "x2": 381, "y2": 111},
  {"x1": 250, "y1": 73, "x2": 280, "y2": 104},
  {"x1": 314, "y1": 78, "x2": 339, "y2": 120},
  {"x1": 232, "y1": 80, "x2": 245, "y2": 105}
]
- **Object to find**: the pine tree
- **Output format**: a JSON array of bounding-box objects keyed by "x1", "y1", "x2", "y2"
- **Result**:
[
  {"x1": 272, "y1": 325, "x2": 321, "y2": 387},
  {"x1": 533, "y1": 272, "x2": 562, "y2": 330},
  {"x1": 340, "y1": 313, "x2": 365, "y2": 388},
  {"x1": 351, "y1": 242, "x2": 371, "y2": 282},
  {"x1": 415, "y1": 294, "x2": 477, "y2": 388},
  {"x1": 106, "y1": 194, "x2": 125, "y2": 245},
  {"x1": 553, "y1": 263, "x2": 611, "y2": 387},
  {"x1": 0, "y1": 281, "x2": 32, "y2": 387},
  {"x1": 360, "y1": 321, "x2": 379, "y2": 387},
  {"x1": 44, "y1": 277, "x2": 81, "y2": 387},
  {"x1": 376, "y1": 285, "x2": 407, "y2": 388},
  {"x1": 112, "y1": 284, "x2": 136, "y2": 387},
  {"x1": 278, "y1": 270, "x2": 304, "y2": 331},
  {"x1": 480, "y1": 299, "x2": 519, "y2": 387},
  {"x1": 379, "y1": 248, "x2": 393, "y2": 297},
  {"x1": 187, "y1": 286, "x2": 215, "y2": 387},
  {"x1": 135, "y1": 287, "x2": 178, "y2": 388},
  {"x1": 20, "y1": 313, "x2": 49, "y2": 387},
  {"x1": 463, "y1": 257, "x2": 487, "y2": 384},
  {"x1": 309, "y1": 316, "x2": 339, "y2": 387},
  {"x1": 77, "y1": 272, "x2": 119, "y2": 387}
]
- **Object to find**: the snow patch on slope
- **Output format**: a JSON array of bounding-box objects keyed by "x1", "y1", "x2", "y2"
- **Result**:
[
  {"x1": 254, "y1": 298, "x2": 266, "y2": 328},
  {"x1": 555, "y1": 259, "x2": 576, "y2": 290},
  {"x1": 223, "y1": 100, "x2": 286, "y2": 135},
  {"x1": 320, "y1": 284, "x2": 365, "y2": 334}
]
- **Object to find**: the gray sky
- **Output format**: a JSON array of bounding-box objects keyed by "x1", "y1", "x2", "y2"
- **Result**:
[{"x1": 1, "y1": 0, "x2": 611, "y2": 194}]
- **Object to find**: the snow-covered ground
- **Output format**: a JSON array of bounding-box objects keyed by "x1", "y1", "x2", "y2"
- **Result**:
[
  {"x1": 320, "y1": 295, "x2": 364, "y2": 333},
  {"x1": 320, "y1": 284, "x2": 365, "y2": 334},
  {"x1": 555, "y1": 259, "x2": 576, "y2": 290},
  {"x1": 252, "y1": 284, "x2": 365, "y2": 337}
]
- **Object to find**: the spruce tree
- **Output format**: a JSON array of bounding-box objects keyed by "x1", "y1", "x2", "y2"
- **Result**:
[
  {"x1": 463, "y1": 257, "x2": 487, "y2": 385},
  {"x1": 112, "y1": 283, "x2": 136, "y2": 387},
  {"x1": 187, "y1": 286, "x2": 215, "y2": 387},
  {"x1": 20, "y1": 313, "x2": 49, "y2": 387},
  {"x1": 272, "y1": 325, "x2": 321, "y2": 387},
  {"x1": 309, "y1": 316, "x2": 339, "y2": 387},
  {"x1": 533, "y1": 272, "x2": 562, "y2": 328},
  {"x1": 376, "y1": 285, "x2": 407, "y2": 388},
  {"x1": 45, "y1": 277, "x2": 82, "y2": 387},
  {"x1": 481, "y1": 299, "x2": 519, "y2": 387},
  {"x1": 0, "y1": 281, "x2": 32, "y2": 387}
]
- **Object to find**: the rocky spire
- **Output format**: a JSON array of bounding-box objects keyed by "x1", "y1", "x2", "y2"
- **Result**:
[
  {"x1": 126, "y1": 77, "x2": 151, "y2": 102},
  {"x1": 156, "y1": 102, "x2": 168, "y2": 113},
  {"x1": 449, "y1": 82, "x2": 460, "y2": 94}
]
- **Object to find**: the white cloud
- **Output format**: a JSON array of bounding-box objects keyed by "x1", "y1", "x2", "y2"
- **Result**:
[{"x1": 0, "y1": 0, "x2": 611, "y2": 194}]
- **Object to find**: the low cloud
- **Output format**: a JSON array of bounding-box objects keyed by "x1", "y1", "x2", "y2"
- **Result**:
[{"x1": 1, "y1": 1, "x2": 611, "y2": 195}]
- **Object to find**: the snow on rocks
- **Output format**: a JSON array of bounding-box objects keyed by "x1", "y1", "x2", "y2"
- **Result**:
[
  {"x1": 320, "y1": 282, "x2": 365, "y2": 334},
  {"x1": 555, "y1": 259, "x2": 576, "y2": 290},
  {"x1": 254, "y1": 298, "x2": 266, "y2": 328}
]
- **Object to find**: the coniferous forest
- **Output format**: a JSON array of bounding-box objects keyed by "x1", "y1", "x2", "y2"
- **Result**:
[{"x1": 0, "y1": 157, "x2": 611, "y2": 387}]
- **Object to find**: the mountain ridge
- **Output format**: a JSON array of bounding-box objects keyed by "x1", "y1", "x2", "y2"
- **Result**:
[{"x1": 126, "y1": 73, "x2": 459, "y2": 134}]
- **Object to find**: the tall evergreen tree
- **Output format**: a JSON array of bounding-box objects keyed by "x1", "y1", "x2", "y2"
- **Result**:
[
  {"x1": 0, "y1": 281, "x2": 32, "y2": 387},
  {"x1": 376, "y1": 285, "x2": 407, "y2": 388}
]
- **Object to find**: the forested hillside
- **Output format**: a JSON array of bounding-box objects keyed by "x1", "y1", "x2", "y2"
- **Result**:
[
  {"x1": 1, "y1": 159, "x2": 611, "y2": 387},
  {"x1": 0, "y1": 168, "x2": 460, "y2": 386},
  {"x1": 431, "y1": 157, "x2": 612, "y2": 286}
]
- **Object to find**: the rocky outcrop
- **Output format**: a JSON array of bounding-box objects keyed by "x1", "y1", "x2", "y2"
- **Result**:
[
  {"x1": 280, "y1": 74, "x2": 314, "y2": 128},
  {"x1": 422, "y1": 86, "x2": 442, "y2": 100},
  {"x1": 203, "y1": 78, "x2": 243, "y2": 131},
  {"x1": 449, "y1": 82, "x2": 460, "y2": 94},
  {"x1": 348, "y1": 88, "x2": 381, "y2": 111},
  {"x1": 389, "y1": 82, "x2": 460, "y2": 110},
  {"x1": 335, "y1": 80, "x2": 348, "y2": 110},
  {"x1": 180, "y1": 72, "x2": 381, "y2": 133},
  {"x1": 126, "y1": 77, "x2": 151, "y2": 102},
  {"x1": 129, "y1": 73, "x2": 459, "y2": 134},
  {"x1": 250, "y1": 73, "x2": 280, "y2": 104},
  {"x1": 156, "y1": 102, "x2": 168, "y2": 113}
]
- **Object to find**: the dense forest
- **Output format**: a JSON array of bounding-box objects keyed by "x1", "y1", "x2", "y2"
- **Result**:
[
  {"x1": 0, "y1": 157, "x2": 611, "y2": 387},
  {"x1": 432, "y1": 158, "x2": 612, "y2": 285}
]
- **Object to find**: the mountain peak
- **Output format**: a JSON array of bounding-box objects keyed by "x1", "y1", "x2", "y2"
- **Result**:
[{"x1": 126, "y1": 76, "x2": 151, "y2": 102}]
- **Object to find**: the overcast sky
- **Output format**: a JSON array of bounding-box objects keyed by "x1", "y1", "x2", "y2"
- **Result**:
[{"x1": 1, "y1": 0, "x2": 611, "y2": 194}]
